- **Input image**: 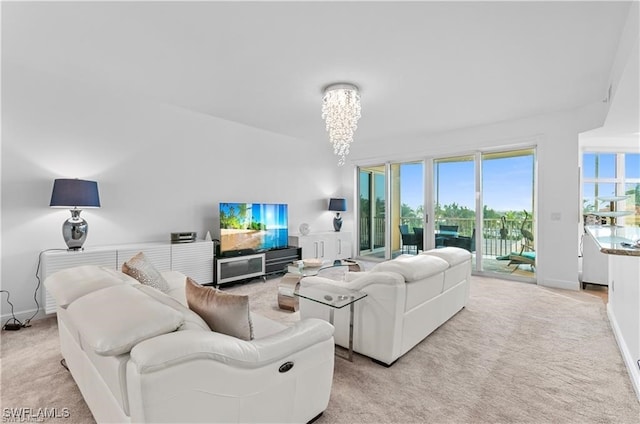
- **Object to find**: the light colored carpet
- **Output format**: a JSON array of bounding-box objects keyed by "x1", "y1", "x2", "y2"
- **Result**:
[{"x1": 2, "y1": 274, "x2": 638, "y2": 423}]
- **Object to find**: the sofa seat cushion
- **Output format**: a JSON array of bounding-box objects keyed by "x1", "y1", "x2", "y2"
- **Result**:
[
  {"x1": 67, "y1": 284, "x2": 184, "y2": 356},
  {"x1": 135, "y1": 284, "x2": 210, "y2": 332},
  {"x1": 371, "y1": 254, "x2": 449, "y2": 282},
  {"x1": 160, "y1": 270, "x2": 190, "y2": 306},
  {"x1": 422, "y1": 247, "x2": 471, "y2": 266},
  {"x1": 44, "y1": 265, "x2": 137, "y2": 309}
]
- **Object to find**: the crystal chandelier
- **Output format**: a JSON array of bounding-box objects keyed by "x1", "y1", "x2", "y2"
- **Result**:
[{"x1": 321, "y1": 83, "x2": 361, "y2": 166}]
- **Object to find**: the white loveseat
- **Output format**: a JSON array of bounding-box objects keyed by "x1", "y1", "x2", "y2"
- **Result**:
[
  {"x1": 299, "y1": 247, "x2": 471, "y2": 366},
  {"x1": 44, "y1": 265, "x2": 335, "y2": 423}
]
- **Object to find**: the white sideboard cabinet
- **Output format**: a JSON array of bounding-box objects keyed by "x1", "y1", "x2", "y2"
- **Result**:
[
  {"x1": 288, "y1": 232, "x2": 352, "y2": 262},
  {"x1": 41, "y1": 240, "x2": 214, "y2": 314},
  {"x1": 581, "y1": 230, "x2": 609, "y2": 288}
]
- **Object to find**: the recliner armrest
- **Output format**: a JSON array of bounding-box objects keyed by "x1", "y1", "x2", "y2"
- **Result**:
[{"x1": 129, "y1": 318, "x2": 334, "y2": 373}]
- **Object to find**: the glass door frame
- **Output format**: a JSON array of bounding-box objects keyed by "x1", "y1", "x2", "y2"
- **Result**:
[
  {"x1": 356, "y1": 160, "x2": 427, "y2": 261},
  {"x1": 356, "y1": 164, "x2": 389, "y2": 259},
  {"x1": 355, "y1": 145, "x2": 537, "y2": 284}
]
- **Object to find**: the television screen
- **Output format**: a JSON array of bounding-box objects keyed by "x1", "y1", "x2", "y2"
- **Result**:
[{"x1": 219, "y1": 202, "x2": 288, "y2": 256}]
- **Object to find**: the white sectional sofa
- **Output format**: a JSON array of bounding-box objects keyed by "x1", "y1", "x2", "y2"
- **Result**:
[
  {"x1": 299, "y1": 247, "x2": 471, "y2": 366},
  {"x1": 44, "y1": 265, "x2": 335, "y2": 423}
]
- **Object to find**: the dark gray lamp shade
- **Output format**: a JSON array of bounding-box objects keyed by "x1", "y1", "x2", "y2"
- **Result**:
[
  {"x1": 328, "y1": 198, "x2": 346, "y2": 232},
  {"x1": 50, "y1": 179, "x2": 101, "y2": 208},
  {"x1": 50, "y1": 179, "x2": 100, "y2": 250},
  {"x1": 328, "y1": 198, "x2": 347, "y2": 212}
]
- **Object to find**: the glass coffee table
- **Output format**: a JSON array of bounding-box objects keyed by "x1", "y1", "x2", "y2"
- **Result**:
[
  {"x1": 295, "y1": 282, "x2": 367, "y2": 361},
  {"x1": 277, "y1": 263, "x2": 350, "y2": 312}
]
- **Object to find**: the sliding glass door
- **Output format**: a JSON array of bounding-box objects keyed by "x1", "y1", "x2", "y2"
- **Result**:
[
  {"x1": 431, "y1": 148, "x2": 536, "y2": 280},
  {"x1": 433, "y1": 156, "x2": 476, "y2": 255},
  {"x1": 356, "y1": 148, "x2": 536, "y2": 282},
  {"x1": 481, "y1": 149, "x2": 535, "y2": 279},
  {"x1": 357, "y1": 161, "x2": 425, "y2": 260},
  {"x1": 358, "y1": 166, "x2": 387, "y2": 259},
  {"x1": 391, "y1": 161, "x2": 425, "y2": 257}
]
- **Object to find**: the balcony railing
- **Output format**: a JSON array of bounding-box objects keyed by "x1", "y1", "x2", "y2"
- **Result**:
[{"x1": 360, "y1": 216, "x2": 534, "y2": 257}]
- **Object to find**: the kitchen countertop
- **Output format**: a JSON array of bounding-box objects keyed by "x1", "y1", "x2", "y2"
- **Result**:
[{"x1": 585, "y1": 225, "x2": 640, "y2": 256}]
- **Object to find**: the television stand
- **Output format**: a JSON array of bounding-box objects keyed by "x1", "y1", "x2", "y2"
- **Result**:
[
  {"x1": 215, "y1": 253, "x2": 265, "y2": 286},
  {"x1": 214, "y1": 246, "x2": 301, "y2": 286},
  {"x1": 265, "y1": 246, "x2": 302, "y2": 275}
]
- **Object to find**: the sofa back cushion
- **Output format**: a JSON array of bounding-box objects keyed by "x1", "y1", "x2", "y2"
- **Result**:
[
  {"x1": 421, "y1": 247, "x2": 471, "y2": 266},
  {"x1": 404, "y1": 273, "x2": 445, "y2": 312},
  {"x1": 371, "y1": 254, "x2": 449, "y2": 282},
  {"x1": 67, "y1": 284, "x2": 184, "y2": 356},
  {"x1": 44, "y1": 265, "x2": 137, "y2": 309},
  {"x1": 159, "y1": 270, "x2": 191, "y2": 306}
]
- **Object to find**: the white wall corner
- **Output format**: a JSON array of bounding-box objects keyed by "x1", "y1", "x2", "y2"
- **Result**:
[
  {"x1": 607, "y1": 1, "x2": 639, "y2": 109},
  {"x1": 607, "y1": 303, "x2": 640, "y2": 402}
]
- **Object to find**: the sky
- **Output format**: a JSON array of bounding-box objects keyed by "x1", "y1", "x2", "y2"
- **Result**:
[
  {"x1": 400, "y1": 154, "x2": 535, "y2": 213},
  {"x1": 399, "y1": 152, "x2": 639, "y2": 213}
]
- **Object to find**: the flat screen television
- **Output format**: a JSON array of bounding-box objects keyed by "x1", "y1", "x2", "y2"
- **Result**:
[{"x1": 219, "y1": 202, "x2": 289, "y2": 256}]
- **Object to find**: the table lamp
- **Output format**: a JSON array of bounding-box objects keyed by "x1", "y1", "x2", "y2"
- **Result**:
[
  {"x1": 50, "y1": 178, "x2": 101, "y2": 250},
  {"x1": 328, "y1": 198, "x2": 347, "y2": 232}
]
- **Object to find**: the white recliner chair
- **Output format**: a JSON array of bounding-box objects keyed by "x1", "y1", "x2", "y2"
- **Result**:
[{"x1": 45, "y1": 265, "x2": 335, "y2": 423}]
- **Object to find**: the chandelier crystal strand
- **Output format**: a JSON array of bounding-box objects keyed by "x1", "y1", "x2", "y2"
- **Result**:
[{"x1": 321, "y1": 84, "x2": 361, "y2": 166}]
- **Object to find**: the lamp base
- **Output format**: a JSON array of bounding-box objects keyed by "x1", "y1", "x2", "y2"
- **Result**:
[
  {"x1": 63, "y1": 209, "x2": 88, "y2": 250},
  {"x1": 333, "y1": 214, "x2": 343, "y2": 232}
]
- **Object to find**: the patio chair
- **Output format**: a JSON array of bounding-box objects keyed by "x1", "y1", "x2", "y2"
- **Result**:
[
  {"x1": 399, "y1": 225, "x2": 418, "y2": 254},
  {"x1": 443, "y1": 228, "x2": 475, "y2": 252},
  {"x1": 436, "y1": 224, "x2": 459, "y2": 248},
  {"x1": 439, "y1": 225, "x2": 459, "y2": 233},
  {"x1": 413, "y1": 227, "x2": 424, "y2": 252}
]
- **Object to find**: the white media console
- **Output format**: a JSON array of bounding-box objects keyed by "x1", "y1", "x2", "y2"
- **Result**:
[
  {"x1": 288, "y1": 231, "x2": 352, "y2": 262},
  {"x1": 40, "y1": 240, "x2": 214, "y2": 314}
]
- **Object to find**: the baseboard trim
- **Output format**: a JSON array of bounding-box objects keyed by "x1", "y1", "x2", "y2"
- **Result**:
[
  {"x1": 1, "y1": 307, "x2": 49, "y2": 325},
  {"x1": 539, "y1": 278, "x2": 579, "y2": 291},
  {"x1": 307, "y1": 412, "x2": 323, "y2": 424},
  {"x1": 607, "y1": 303, "x2": 640, "y2": 402}
]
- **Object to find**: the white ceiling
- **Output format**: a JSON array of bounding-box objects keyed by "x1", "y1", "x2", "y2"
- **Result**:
[{"x1": 2, "y1": 1, "x2": 636, "y2": 144}]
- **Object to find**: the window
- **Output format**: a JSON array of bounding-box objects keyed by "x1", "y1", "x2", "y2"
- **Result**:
[{"x1": 582, "y1": 152, "x2": 640, "y2": 226}]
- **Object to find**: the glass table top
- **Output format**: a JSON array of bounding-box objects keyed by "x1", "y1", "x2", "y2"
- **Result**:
[
  {"x1": 285, "y1": 262, "x2": 351, "y2": 277},
  {"x1": 295, "y1": 282, "x2": 367, "y2": 309}
]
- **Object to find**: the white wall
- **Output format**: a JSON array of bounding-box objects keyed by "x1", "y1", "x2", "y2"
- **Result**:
[
  {"x1": 0, "y1": 63, "x2": 611, "y2": 321},
  {"x1": 1, "y1": 64, "x2": 346, "y2": 321}
]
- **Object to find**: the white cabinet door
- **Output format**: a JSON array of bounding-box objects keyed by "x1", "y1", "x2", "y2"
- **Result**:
[
  {"x1": 335, "y1": 233, "x2": 353, "y2": 259},
  {"x1": 171, "y1": 241, "x2": 214, "y2": 284},
  {"x1": 582, "y1": 232, "x2": 609, "y2": 286},
  {"x1": 290, "y1": 232, "x2": 351, "y2": 261},
  {"x1": 295, "y1": 235, "x2": 325, "y2": 259}
]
